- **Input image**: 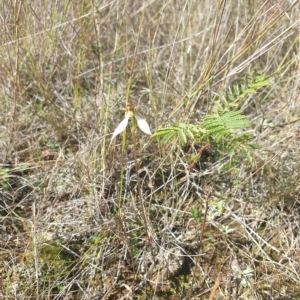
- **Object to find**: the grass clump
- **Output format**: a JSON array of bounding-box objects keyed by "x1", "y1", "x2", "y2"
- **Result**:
[{"x1": 1, "y1": 1, "x2": 300, "y2": 299}]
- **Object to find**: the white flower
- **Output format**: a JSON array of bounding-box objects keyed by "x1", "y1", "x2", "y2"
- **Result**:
[
  {"x1": 134, "y1": 115, "x2": 152, "y2": 135},
  {"x1": 111, "y1": 115, "x2": 130, "y2": 141},
  {"x1": 110, "y1": 103, "x2": 152, "y2": 142}
]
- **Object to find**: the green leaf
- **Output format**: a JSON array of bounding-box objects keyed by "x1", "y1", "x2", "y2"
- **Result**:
[
  {"x1": 247, "y1": 143, "x2": 260, "y2": 149},
  {"x1": 178, "y1": 129, "x2": 187, "y2": 144},
  {"x1": 162, "y1": 131, "x2": 177, "y2": 143},
  {"x1": 152, "y1": 128, "x2": 175, "y2": 139},
  {"x1": 251, "y1": 80, "x2": 269, "y2": 88},
  {"x1": 184, "y1": 127, "x2": 194, "y2": 139},
  {"x1": 191, "y1": 207, "x2": 202, "y2": 222},
  {"x1": 243, "y1": 147, "x2": 255, "y2": 166}
]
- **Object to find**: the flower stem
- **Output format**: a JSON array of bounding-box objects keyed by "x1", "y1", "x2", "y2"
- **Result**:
[{"x1": 131, "y1": 123, "x2": 156, "y2": 262}]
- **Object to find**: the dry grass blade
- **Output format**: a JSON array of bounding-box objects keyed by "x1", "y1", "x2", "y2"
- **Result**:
[{"x1": 0, "y1": 0, "x2": 299, "y2": 299}]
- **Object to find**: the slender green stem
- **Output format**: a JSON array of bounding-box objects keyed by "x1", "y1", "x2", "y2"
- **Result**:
[
  {"x1": 131, "y1": 119, "x2": 156, "y2": 262},
  {"x1": 118, "y1": 129, "x2": 127, "y2": 216}
]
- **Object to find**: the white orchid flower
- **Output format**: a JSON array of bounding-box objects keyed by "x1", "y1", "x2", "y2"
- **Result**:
[{"x1": 111, "y1": 103, "x2": 152, "y2": 142}]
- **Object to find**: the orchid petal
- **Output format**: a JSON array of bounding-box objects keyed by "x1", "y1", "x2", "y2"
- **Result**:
[
  {"x1": 111, "y1": 116, "x2": 129, "y2": 141},
  {"x1": 135, "y1": 115, "x2": 152, "y2": 135}
]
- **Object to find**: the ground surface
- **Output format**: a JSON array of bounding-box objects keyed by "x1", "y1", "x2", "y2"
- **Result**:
[{"x1": 0, "y1": 1, "x2": 300, "y2": 299}]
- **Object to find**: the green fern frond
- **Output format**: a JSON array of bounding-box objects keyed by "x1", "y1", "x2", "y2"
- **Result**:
[
  {"x1": 220, "y1": 111, "x2": 251, "y2": 130},
  {"x1": 149, "y1": 70, "x2": 269, "y2": 172},
  {"x1": 151, "y1": 70, "x2": 266, "y2": 165},
  {"x1": 202, "y1": 111, "x2": 250, "y2": 141},
  {"x1": 152, "y1": 110, "x2": 251, "y2": 144},
  {"x1": 217, "y1": 71, "x2": 270, "y2": 111}
]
